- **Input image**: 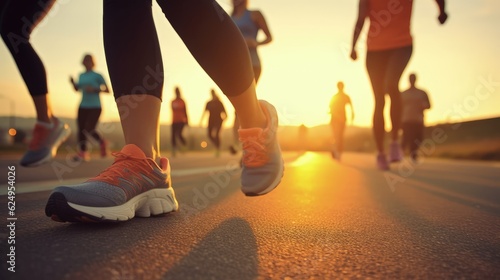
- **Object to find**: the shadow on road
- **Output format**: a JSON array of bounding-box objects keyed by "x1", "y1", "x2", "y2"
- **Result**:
[{"x1": 163, "y1": 217, "x2": 258, "y2": 280}]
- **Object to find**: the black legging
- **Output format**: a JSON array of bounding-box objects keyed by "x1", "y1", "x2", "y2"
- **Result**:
[
  {"x1": 0, "y1": 0, "x2": 55, "y2": 96},
  {"x1": 402, "y1": 122, "x2": 423, "y2": 155},
  {"x1": 171, "y1": 122, "x2": 186, "y2": 148},
  {"x1": 208, "y1": 118, "x2": 223, "y2": 149},
  {"x1": 103, "y1": 0, "x2": 254, "y2": 100},
  {"x1": 77, "y1": 108, "x2": 104, "y2": 152}
]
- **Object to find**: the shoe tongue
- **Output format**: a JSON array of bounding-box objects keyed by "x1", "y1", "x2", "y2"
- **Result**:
[
  {"x1": 238, "y1": 127, "x2": 263, "y2": 138},
  {"x1": 120, "y1": 144, "x2": 146, "y2": 158}
]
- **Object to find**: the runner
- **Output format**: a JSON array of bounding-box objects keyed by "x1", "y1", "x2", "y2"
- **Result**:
[
  {"x1": 350, "y1": 0, "x2": 447, "y2": 170},
  {"x1": 329, "y1": 81, "x2": 354, "y2": 161},
  {"x1": 70, "y1": 54, "x2": 110, "y2": 161},
  {"x1": 200, "y1": 89, "x2": 227, "y2": 157},
  {"x1": 171, "y1": 87, "x2": 189, "y2": 157},
  {"x1": 401, "y1": 73, "x2": 431, "y2": 162}
]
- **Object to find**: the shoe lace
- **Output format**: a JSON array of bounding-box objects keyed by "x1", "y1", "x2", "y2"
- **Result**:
[
  {"x1": 28, "y1": 125, "x2": 49, "y2": 150},
  {"x1": 89, "y1": 151, "x2": 152, "y2": 183},
  {"x1": 241, "y1": 134, "x2": 269, "y2": 167}
]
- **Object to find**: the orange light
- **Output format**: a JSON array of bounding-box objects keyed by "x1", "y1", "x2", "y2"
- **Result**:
[
  {"x1": 8, "y1": 128, "x2": 16, "y2": 136},
  {"x1": 200, "y1": 141, "x2": 208, "y2": 148}
]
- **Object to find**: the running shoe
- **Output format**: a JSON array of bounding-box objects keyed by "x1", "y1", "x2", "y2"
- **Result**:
[
  {"x1": 238, "y1": 100, "x2": 284, "y2": 196},
  {"x1": 389, "y1": 141, "x2": 403, "y2": 162},
  {"x1": 377, "y1": 153, "x2": 390, "y2": 170},
  {"x1": 45, "y1": 144, "x2": 179, "y2": 223},
  {"x1": 20, "y1": 117, "x2": 71, "y2": 167}
]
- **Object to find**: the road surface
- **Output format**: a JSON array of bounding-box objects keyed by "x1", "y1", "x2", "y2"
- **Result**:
[{"x1": 0, "y1": 152, "x2": 499, "y2": 279}]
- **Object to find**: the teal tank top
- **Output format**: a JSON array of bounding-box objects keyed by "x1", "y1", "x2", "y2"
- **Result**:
[
  {"x1": 232, "y1": 10, "x2": 258, "y2": 41},
  {"x1": 232, "y1": 10, "x2": 261, "y2": 67}
]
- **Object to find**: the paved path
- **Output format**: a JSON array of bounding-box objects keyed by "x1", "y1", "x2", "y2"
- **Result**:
[{"x1": 1, "y1": 152, "x2": 499, "y2": 279}]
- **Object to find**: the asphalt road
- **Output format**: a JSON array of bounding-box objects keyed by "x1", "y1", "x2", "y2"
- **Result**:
[{"x1": 0, "y1": 152, "x2": 499, "y2": 279}]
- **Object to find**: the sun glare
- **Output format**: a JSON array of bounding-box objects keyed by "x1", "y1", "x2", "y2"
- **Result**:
[
  {"x1": 8, "y1": 128, "x2": 16, "y2": 137},
  {"x1": 200, "y1": 141, "x2": 208, "y2": 148}
]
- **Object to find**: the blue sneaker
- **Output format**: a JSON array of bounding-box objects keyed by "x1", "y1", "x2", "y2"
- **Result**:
[
  {"x1": 238, "y1": 100, "x2": 284, "y2": 196},
  {"x1": 20, "y1": 117, "x2": 71, "y2": 167},
  {"x1": 45, "y1": 144, "x2": 179, "y2": 223}
]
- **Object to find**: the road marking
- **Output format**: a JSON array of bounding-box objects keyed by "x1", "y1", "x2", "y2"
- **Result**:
[{"x1": 172, "y1": 166, "x2": 239, "y2": 177}]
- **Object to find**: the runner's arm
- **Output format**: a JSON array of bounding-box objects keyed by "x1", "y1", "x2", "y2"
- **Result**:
[
  {"x1": 435, "y1": 0, "x2": 448, "y2": 24},
  {"x1": 253, "y1": 10, "x2": 273, "y2": 46},
  {"x1": 351, "y1": 0, "x2": 369, "y2": 60},
  {"x1": 69, "y1": 76, "x2": 79, "y2": 91}
]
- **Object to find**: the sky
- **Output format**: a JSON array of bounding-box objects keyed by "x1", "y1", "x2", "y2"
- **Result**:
[{"x1": 1, "y1": 0, "x2": 499, "y2": 129}]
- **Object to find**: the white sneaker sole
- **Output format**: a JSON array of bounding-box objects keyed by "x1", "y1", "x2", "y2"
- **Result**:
[{"x1": 67, "y1": 188, "x2": 179, "y2": 221}]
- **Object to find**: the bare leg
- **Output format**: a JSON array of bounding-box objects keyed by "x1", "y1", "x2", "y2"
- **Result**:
[
  {"x1": 227, "y1": 82, "x2": 266, "y2": 129},
  {"x1": 32, "y1": 95, "x2": 53, "y2": 123},
  {"x1": 116, "y1": 95, "x2": 161, "y2": 160}
]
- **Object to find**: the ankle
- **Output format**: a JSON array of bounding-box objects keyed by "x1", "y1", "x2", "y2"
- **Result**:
[{"x1": 240, "y1": 109, "x2": 267, "y2": 129}]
